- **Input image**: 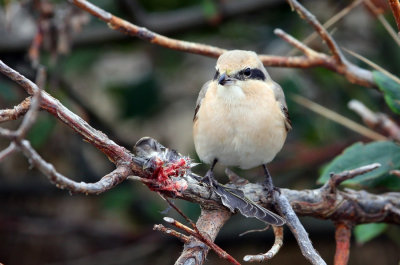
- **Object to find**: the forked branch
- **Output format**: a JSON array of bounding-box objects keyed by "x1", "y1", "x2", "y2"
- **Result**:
[{"x1": 69, "y1": 0, "x2": 376, "y2": 88}]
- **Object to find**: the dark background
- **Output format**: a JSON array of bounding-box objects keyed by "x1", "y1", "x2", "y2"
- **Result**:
[{"x1": 0, "y1": 0, "x2": 399, "y2": 264}]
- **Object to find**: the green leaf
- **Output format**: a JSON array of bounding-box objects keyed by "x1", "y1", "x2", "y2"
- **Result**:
[
  {"x1": 354, "y1": 223, "x2": 387, "y2": 244},
  {"x1": 318, "y1": 141, "x2": 400, "y2": 189},
  {"x1": 373, "y1": 71, "x2": 400, "y2": 114}
]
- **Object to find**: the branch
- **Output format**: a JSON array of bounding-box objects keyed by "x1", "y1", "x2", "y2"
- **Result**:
[
  {"x1": 243, "y1": 226, "x2": 284, "y2": 262},
  {"x1": 286, "y1": 0, "x2": 346, "y2": 64},
  {"x1": 18, "y1": 140, "x2": 132, "y2": 194},
  {"x1": 153, "y1": 224, "x2": 190, "y2": 244},
  {"x1": 348, "y1": 100, "x2": 400, "y2": 142},
  {"x1": 174, "y1": 208, "x2": 232, "y2": 265},
  {"x1": 388, "y1": 0, "x2": 400, "y2": 33},
  {"x1": 1, "y1": 58, "x2": 399, "y2": 264},
  {"x1": 334, "y1": 222, "x2": 352, "y2": 265},
  {"x1": 69, "y1": 0, "x2": 377, "y2": 88},
  {"x1": 0, "y1": 60, "x2": 137, "y2": 169},
  {"x1": 274, "y1": 191, "x2": 326, "y2": 265},
  {"x1": 0, "y1": 142, "x2": 17, "y2": 162},
  {"x1": 0, "y1": 97, "x2": 31, "y2": 123},
  {"x1": 327, "y1": 163, "x2": 382, "y2": 193}
]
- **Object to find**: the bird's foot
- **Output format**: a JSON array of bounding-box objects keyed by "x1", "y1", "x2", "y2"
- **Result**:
[
  {"x1": 263, "y1": 184, "x2": 281, "y2": 199},
  {"x1": 262, "y1": 165, "x2": 280, "y2": 199},
  {"x1": 202, "y1": 169, "x2": 218, "y2": 187}
]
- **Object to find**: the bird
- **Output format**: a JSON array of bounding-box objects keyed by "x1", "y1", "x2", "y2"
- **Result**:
[{"x1": 192, "y1": 50, "x2": 291, "y2": 223}]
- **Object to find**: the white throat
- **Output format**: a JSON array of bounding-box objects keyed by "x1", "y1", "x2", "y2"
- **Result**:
[{"x1": 217, "y1": 84, "x2": 245, "y2": 103}]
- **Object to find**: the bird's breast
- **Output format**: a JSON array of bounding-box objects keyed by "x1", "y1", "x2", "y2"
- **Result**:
[{"x1": 193, "y1": 82, "x2": 287, "y2": 169}]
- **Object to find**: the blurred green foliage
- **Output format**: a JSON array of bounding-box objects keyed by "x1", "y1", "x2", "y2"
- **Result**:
[
  {"x1": 373, "y1": 71, "x2": 400, "y2": 115},
  {"x1": 27, "y1": 115, "x2": 56, "y2": 149},
  {"x1": 0, "y1": 80, "x2": 18, "y2": 102},
  {"x1": 354, "y1": 223, "x2": 387, "y2": 244},
  {"x1": 107, "y1": 74, "x2": 161, "y2": 119},
  {"x1": 318, "y1": 141, "x2": 400, "y2": 190}
]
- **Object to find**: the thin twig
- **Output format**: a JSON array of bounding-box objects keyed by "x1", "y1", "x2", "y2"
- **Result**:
[
  {"x1": 289, "y1": 0, "x2": 364, "y2": 55},
  {"x1": 287, "y1": 0, "x2": 346, "y2": 64},
  {"x1": 35, "y1": 66, "x2": 47, "y2": 90},
  {"x1": 390, "y1": 170, "x2": 400, "y2": 177},
  {"x1": 163, "y1": 196, "x2": 198, "y2": 231},
  {"x1": 327, "y1": 163, "x2": 381, "y2": 193},
  {"x1": 365, "y1": 0, "x2": 400, "y2": 47},
  {"x1": 0, "y1": 97, "x2": 31, "y2": 123},
  {"x1": 275, "y1": 28, "x2": 320, "y2": 58},
  {"x1": 68, "y1": 0, "x2": 377, "y2": 88},
  {"x1": 239, "y1": 225, "x2": 269, "y2": 237},
  {"x1": 243, "y1": 226, "x2": 284, "y2": 262},
  {"x1": 153, "y1": 224, "x2": 190, "y2": 243},
  {"x1": 343, "y1": 47, "x2": 400, "y2": 85},
  {"x1": 0, "y1": 60, "x2": 137, "y2": 167},
  {"x1": 17, "y1": 139, "x2": 132, "y2": 194},
  {"x1": 164, "y1": 216, "x2": 241, "y2": 265},
  {"x1": 348, "y1": 100, "x2": 400, "y2": 142},
  {"x1": 0, "y1": 142, "x2": 17, "y2": 162},
  {"x1": 71, "y1": 0, "x2": 225, "y2": 57},
  {"x1": 16, "y1": 88, "x2": 41, "y2": 139},
  {"x1": 292, "y1": 94, "x2": 387, "y2": 141}
]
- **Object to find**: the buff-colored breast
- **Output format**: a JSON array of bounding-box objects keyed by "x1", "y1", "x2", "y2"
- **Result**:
[{"x1": 193, "y1": 80, "x2": 287, "y2": 169}]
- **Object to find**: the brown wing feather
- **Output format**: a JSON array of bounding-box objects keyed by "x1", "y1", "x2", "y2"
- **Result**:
[
  {"x1": 193, "y1": 81, "x2": 211, "y2": 122},
  {"x1": 282, "y1": 106, "x2": 292, "y2": 132}
]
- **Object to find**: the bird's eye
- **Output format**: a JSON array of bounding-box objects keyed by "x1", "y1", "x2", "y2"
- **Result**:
[
  {"x1": 243, "y1": 68, "x2": 251, "y2": 77},
  {"x1": 213, "y1": 70, "x2": 220, "y2": 80}
]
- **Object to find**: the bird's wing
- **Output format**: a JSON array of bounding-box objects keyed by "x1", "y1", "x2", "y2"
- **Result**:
[
  {"x1": 271, "y1": 81, "x2": 292, "y2": 132},
  {"x1": 213, "y1": 182, "x2": 286, "y2": 226},
  {"x1": 193, "y1": 80, "x2": 211, "y2": 122}
]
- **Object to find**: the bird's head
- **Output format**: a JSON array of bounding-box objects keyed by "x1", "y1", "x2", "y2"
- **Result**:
[{"x1": 214, "y1": 50, "x2": 269, "y2": 87}]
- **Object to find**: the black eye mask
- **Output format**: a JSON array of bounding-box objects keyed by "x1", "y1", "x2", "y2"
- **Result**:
[{"x1": 234, "y1": 68, "x2": 266, "y2": 81}]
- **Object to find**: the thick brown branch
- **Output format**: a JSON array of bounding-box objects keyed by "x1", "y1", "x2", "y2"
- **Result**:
[
  {"x1": 388, "y1": 0, "x2": 400, "y2": 33},
  {"x1": 0, "y1": 60, "x2": 139, "y2": 195},
  {"x1": 69, "y1": 0, "x2": 377, "y2": 88},
  {"x1": 1, "y1": 60, "x2": 398, "y2": 265},
  {"x1": 175, "y1": 208, "x2": 232, "y2": 265},
  {"x1": 334, "y1": 222, "x2": 352, "y2": 265},
  {"x1": 0, "y1": 60, "x2": 137, "y2": 169}
]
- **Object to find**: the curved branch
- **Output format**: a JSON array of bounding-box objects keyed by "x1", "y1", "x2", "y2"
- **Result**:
[
  {"x1": 69, "y1": 0, "x2": 377, "y2": 88},
  {"x1": 18, "y1": 139, "x2": 132, "y2": 194},
  {"x1": 243, "y1": 226, "x2": 284, "y2": 262},
  {"x1": 1, "y1": 57, "x2": 399, "y2": 265},
  {"x1": 0, "y1": 60, "x2": 137, "y2": 169}
]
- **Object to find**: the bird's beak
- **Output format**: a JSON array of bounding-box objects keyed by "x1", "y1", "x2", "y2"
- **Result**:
[{"x1": 218, "y1": 73, "x2": 235, "y2": 86}]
